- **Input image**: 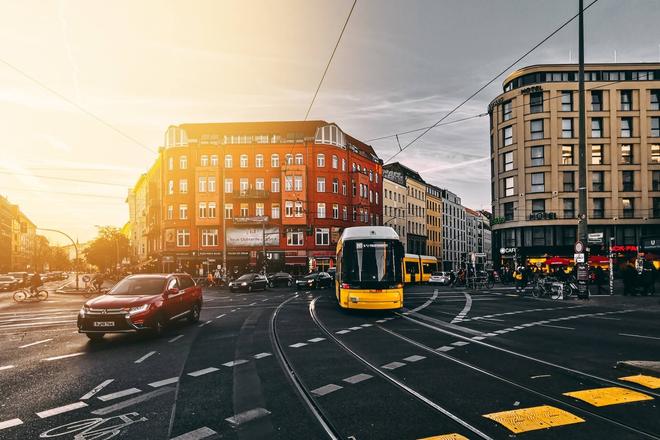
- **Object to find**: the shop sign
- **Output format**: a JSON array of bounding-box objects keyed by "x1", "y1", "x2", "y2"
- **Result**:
[
  {"x1": 227, "y1": 251, "x2": 249, "y2": 257},
  {"x1": 611, "y1": 245, "x2": 638, "y2": 252},
  {"x1": 521, "y1": 85, "x2": 543, "y2": 95},
  {"x1": 500, "y1": 247, "x2": 517, "y2": 255},
  {"x1": 226, "y1": 227, "x2": 280, "y2": 247},
  {"x1": 528, "y1": 212, "x2": 557, "y2": 221}
]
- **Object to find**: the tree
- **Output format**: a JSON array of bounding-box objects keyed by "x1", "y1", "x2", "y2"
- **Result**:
[
  {"x1": 49, "y1": 246, "x2": 72, "y2": 270},
  {"x1": 84, "y1": 226, "x2": 131, "y2": 273}
]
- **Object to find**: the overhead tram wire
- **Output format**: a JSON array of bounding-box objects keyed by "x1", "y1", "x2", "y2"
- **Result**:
[
  {"x1": 1, "y1": 186, "x2": 127, "y2": 200},
  {"x1": 0, "y1": 58, "x2": 157, "y2": 155},
  {"x1": 383, "y1": 0, "x2": 601, "y2": 164},
  {"x1": 0, "y1": 170, "x2": 130, "y2": 187}
]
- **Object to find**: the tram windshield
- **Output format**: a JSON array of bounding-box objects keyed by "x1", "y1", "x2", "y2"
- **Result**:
[{"x1": 342, "y1": 240, "x2": 403, "y2": 286}]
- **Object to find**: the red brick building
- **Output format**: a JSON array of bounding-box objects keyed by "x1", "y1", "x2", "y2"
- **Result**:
[{"x1": 139, "y1": 121, "x2": 382, "y2": 275}]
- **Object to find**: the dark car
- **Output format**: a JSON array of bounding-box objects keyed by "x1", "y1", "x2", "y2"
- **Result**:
[
  {"x1": 0, "y1": 276, "x2": 19, "y2": 292},
  {"x1": 7, "y1": 272, "x2": 28, "y2": 288},
  {"x1": 296, "y1": 272, "x2": 333, "y2": 290},
  {"x1": 228, "y1": 273, "x2": 268, "y2": 292},
  {"x1": 326, "y1": 267, "x2": 336, "y2": 281},
  {"x1": 77, "y1": 273, "x2": 203, "y2": 341},
  {"x1": 268, "y1": 272, "x2": 293, "y2": 287}
]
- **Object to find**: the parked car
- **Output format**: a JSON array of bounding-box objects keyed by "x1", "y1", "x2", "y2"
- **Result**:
[
  {"x1": 267, "y1": 272, "x2": 293, "y2": 287},
  {"x1": 296, "y1": 272, "x2": 333, "y2": 290},
  {"x1": 429, "y1": 271, "x2": 451, "y2": 285},
  {"x1": 7, "y1": 272, "x2": 29, "y2": 288},
  {"x1": 228, "y1": 273, "x2": 268, "y2": 292},
  {"x1": 326, "y1": 267, "x2": 336, "y2": 281},
  {"x1": 77, "y1": 273, "x2": 202, "y2": 341},
  {"x1": 0, "y1": 276, "x2": 19, "y2": 292}
]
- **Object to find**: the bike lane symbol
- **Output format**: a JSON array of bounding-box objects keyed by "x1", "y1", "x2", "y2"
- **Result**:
[{"x1": 39, "y1": 412, "x2": 147, "y2": 440}]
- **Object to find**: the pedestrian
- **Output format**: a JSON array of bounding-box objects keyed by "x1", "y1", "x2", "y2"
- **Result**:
[
  {"x1": 449, "y1": 271, "x2": 456, "y2": 286},
  {"x1": 514, "y1": 265, "x2": 525, "y2": 295},
  {"x1": 622, "y1": 263, "x2": 635, "y2": 296},
  {"x1": 595, "y1": 266, "x2": 605, "y2": 294}
]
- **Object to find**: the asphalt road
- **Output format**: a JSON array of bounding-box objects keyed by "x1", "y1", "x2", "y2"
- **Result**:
[{"x1": 0, "y1": 282, "x2": 658, "y2": 440}]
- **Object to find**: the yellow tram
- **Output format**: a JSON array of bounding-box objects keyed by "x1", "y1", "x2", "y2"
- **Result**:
[{"x1": 403, "y1": 254, "x2": 438, "y2": 283}]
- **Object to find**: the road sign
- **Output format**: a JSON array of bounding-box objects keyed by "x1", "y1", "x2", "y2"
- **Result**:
[
  {"x1": 588, "y1": 232, "x2": 603, "y2": 244},
  {"x1": 574, "y1": 253, "x2": 585, "y2": 263},
  {"x1": 475, "y1": 252, "x2": 487, "y2": 257},
  {"x1": 574, "y1": 241, "x2": 585, "y2": 253}
]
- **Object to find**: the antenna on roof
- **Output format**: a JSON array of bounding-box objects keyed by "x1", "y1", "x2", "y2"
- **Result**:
[{"x1": 395, "y1": 134, "x2": 403, "y2": 151}]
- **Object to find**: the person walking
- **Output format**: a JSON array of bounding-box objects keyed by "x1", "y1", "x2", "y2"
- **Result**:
[{"x1": 514, "y1": 265, "x2": 526, "y2": 295}]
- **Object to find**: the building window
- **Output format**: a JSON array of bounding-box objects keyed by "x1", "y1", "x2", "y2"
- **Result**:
[
  {"x1": 563, "y1": 171, "x2": 574, "y2": 191},
  {"x1": 502, "y1": 100, "x2": 512, "y2": 121},
  {"x1": 208, "y1": 177, "x2": 216, "y2": 192},
  {"x1": 224, "y1": 178, "x2": 233, "y2": 193},
  {"x1": 285, "y1": 201, "x2": 293, "y2": 217},
  {"x1": 255, "y1": 203, "x2": 264, "y2": 217},
  {"x1": 592, "y1": 171, "x2": 604, "y2": 192},
  {"x1": 530, "y1": 173, "x2": 544, "y2": 193},
  {"x1": 653, "y1": 171, "x2": 660, "y2": 191},
  {"x1": 343, "y1": 206, "x2": 348, "y2": 220},
  {"x1": 224, "y1": 204, "x2": 233, "y2": 219},
  {"x1": 271, "y1": 177, "x2": 280, "y2": 193},
  {"x1": 208, "y1": 202, "x2": 216, "y2": 218},
  {"x1": 176, "y1": 229, "x2": 190, "y2": 247},
  {"x1": 201, "y1": 229, "x2": 218, "y2": 247},
  {"x1": 200, "y1": 155, "x2": 209, "y2": 167},
  {"x1": 179, "y1": 204, "x2": 188, "y2": 220},
  {"x1": 317, "y1": 154, "x2": 325, "y2": 167},
  {"x1": 621, "y1": 90, "x2": 632, "y2": 111},
  {"x1": 504, "y1": 177, "x2": 515, "y2": 197},
  {"x1": 198, "y1": 177, "x2": 207, "y2": 193},
  {"x1": 271, "y1": 154, "x2": 280, "y2": 168},
  {"x1": 621, "y1": 144, "x2": 633, "y2": 164},
  {"x1": 591, "y1": 117, "x2": 603, "y2": 138},
  {"x1": 530, "y1": 146, "x2": 544, "y2": 166},
  {"x1": 168, "y1": 180, "x2": 174, "y2": 195},
  {"x1": 561, "y1": 91, "x2": 573, "y2": 111},
  {"x1": 255, "y1": 178, "x2": 265, "y2": 191},
  {"x1": 167, "y1": 205, "x2": 173, "y2": 220},
  {"x1": 255, "y1": 154, "x2": 264, "y2": 168},
  {"x1": 240, "y1": 203, "x2": 248, "y2": 217},
  {"x1": 198, "y1": 202, "x2": 207, "y2": 219},
  {"x1": 240, "y1": 154, "x2": 248, "y2": 168},
  {"x1": 315, "y1": 228, "x2": 330, "y2": 246},
  {"x1": 529, "y1": 91, "x2": 543, "y2": 113},
  {"x1": 651, "y1": 117, "x2": 660, "y2": 137},
  {"x1": 558, "y1": 145, "x2": 573, "y2": 165},
  {"x1": 225, "y1": 154, "x2": 233, "y2": 168},
  {"x1": 591, "y1": 145, "x2": 603, "y2": 165},
  {"x1": 342, "y1": 158, "x2": 346, "y2": 171},
  {"x1": 531, "y1": 199, "x2": 545, "y2": 213},
  {"x1": 294, "y1": 201, "x2": 303, "y2": 217},
  {"x1": 294, "y1": 176, "x2": 303, "y2": 192},
  {"x1": 503, "y1": 126, "x2": 513, "y2": 146},
  {"x1": 239, "y1": 178, "x2": 248, "y2": 193},
  {"x1": 179, "y1": 179, "x2": 188, "y2": 194},
  {"x1": 563, "y1": 198, "x2": 575, "y2": 219},
  {"x1": 332, "y1": 155, "x2": 338, "y2": 169},
  {"x1": 317, "y1": 177, "x2": 326, "y2": 193},
  {"x1": 593, "y1": 198, "x2": 604, "y2": 219},
  {"x1": 651, "y1": 90, "x2": 660, "y2": 110},
  {"x1": 287, "y1": 231, "x2": 304, "y2": 246},
  {"x1": 653, "y1": 198, "x2": 660, "y2": 218},
  {"x1": 332, "y1": 179, "x2": 338, "y2": 193},
  {"x1": 652, "y1": 145, "x2": 660, "y2": 163},
  {"x1": 530, "y1": 119, "x2": 544, "y2": 140},
  {"x1": 332, "y1": 204, "x2": 339, "y2": 219},
  {"x1": 622, "y1": 171, "x2": 634, "y2": 192},
  {"x1": 295, "y1": 153, "x2": 303, "y2": 165},
  {"x1": 168, "y1": 157, "x2": 174, "y2": 171},
  {"x1": 591, "y1": 90, "x2": 603, "y2": 111},
  {"x1": 285, "y1": 176, "x2": 293, "y2": 192},
  {"x1": 271, "y1": 203, "x2": 280, "y2": 219},
  {"x1": 179, "y1": 156, "x2": 187, "y2": 170},
  {"x1": 210, "y1": 155, "x2": 218, "y2": 166},
  {"x1": 502, "y1": 152, "x2": 513, "y2": 172},
  {"x1": 562, "y1": 118, "x2": 573, "y2": 138},
  {"x1": 621, "y1": 117, "x2": 633, "y2": 138},
  {"x1": 622, "y1": 198, "x2": 634, "y2": 218},
  {"x1": 317, "y1": 203, "x2": 326, "y2": 219},
  {"x1": 285, "y1": 154, "x2": 293, "y2": 165}
]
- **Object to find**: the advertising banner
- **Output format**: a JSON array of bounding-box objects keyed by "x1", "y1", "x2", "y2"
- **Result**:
[{"x1": 226, "y1": 227, "x2": 280, "y2": 247}]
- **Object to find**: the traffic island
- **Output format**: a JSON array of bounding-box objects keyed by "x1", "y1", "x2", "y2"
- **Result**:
[{"x1": 615, "y1": 360, "x2": 660, "y2": 376}]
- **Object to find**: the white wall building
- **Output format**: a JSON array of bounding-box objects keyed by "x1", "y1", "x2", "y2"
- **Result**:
[{"x1": 440, "y1": 189, "x2": 466, "y2": 271}]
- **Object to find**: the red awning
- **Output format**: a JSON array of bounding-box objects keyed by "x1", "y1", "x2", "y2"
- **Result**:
[
  {"x1": 546, "y1": 256, "x2": 571, "y2": 266},
  {"x1": 589, "y1": 255, "x2": 609, "y2": 264}
]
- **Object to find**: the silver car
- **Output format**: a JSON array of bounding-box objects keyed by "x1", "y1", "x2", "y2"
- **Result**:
[{"x1": 428, "y1": 271, "x2": 451, "y2": 285}]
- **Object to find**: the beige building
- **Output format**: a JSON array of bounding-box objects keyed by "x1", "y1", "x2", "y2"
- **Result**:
[
  {"x1": 426, "y1": 184, "x2": 442, "y2": 260},
  {"x1": 383, "y1": 162, "x2": 426, "y2": 254},
  {"x1": 489, "y1": 63, "x2": 660, "y2": 267},
  {"x1": 383, "y1": 176, "x2": 407, "y2": 249}
]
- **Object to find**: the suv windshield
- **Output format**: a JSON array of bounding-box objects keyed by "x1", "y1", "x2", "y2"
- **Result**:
[{"x1": 110, "y1": 277, "x2": 167, "y2": 295}]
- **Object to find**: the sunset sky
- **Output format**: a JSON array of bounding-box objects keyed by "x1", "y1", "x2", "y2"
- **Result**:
[{"x1": 1, "y1": 0, "x2": 658, "y2": 245}]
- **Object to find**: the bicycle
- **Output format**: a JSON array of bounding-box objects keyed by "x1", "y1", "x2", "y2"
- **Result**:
[
  {"x1": 13, "y1": 287, "x2": 48, "y2": 302},
  {"x1": 39, "y1": 411, "x2": 147, "y2": 439},
  {"x1": 83, "y1": 284, "x2": 107, "y2": 298}
]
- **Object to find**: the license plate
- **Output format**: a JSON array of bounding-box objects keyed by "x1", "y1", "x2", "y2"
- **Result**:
[{"x1": 93, "y1": 321, "x2": 115, "y2": 327}]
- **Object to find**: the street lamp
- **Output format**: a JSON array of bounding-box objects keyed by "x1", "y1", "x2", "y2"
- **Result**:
[{"x1": 38, "y1": 228, "x2": 79, "y2": 290}]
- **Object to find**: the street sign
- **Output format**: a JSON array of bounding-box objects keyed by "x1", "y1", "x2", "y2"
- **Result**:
[
  {"x1": 574, "y1": 253, "x2": 585, "y2": 263},
  {"x1": 588, "y1": 232, "x2": 603, "y2": 244},
  {"x1": 574, "y1": 241, "x2": 585, "y2": 253},
  {"x1": 475, "y1": 252, "x2": 487, "y2": 257}
]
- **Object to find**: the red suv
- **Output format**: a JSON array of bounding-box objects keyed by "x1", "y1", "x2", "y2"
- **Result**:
[{"x1": 78, "y1": 273, "x2": 202, "y2": 341}]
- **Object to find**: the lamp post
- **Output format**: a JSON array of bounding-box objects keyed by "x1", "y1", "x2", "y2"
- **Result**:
[{"x1": 38, "y1": 228, "x2": 79, "y2": 290}]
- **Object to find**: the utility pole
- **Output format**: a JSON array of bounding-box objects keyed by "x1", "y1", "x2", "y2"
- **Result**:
[
  {"x1": 221, "y1": 146, "x2": 227, "y2": 280},
  {"x1": 262, "y1": 216, "x2": 267, "y2": 275}
]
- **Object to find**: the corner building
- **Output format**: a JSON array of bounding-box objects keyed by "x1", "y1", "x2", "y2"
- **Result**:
[
  {"x1": 154, "y1": 121, "x2": 382, "y2": 275},
  {"x1": 489, "y1": 63, "x2": 660, "y2": 268}
]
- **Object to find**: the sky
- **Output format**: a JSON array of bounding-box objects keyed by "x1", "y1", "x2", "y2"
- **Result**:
[{"x1": 1, "y1": 0, "x2": 659, "y2": 245}]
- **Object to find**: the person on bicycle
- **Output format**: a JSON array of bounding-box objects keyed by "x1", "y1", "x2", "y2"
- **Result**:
[
  {"x1": 30, "y1": 272, "x2": 43, "y2": 296},
  {"x1": 91, "y1": 272, "x2": 104, "y2": 291},
  {"x1": 206, "y1": 271, "x2": 214, "y2": 287}
]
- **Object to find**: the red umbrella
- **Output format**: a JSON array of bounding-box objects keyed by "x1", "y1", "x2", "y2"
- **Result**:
[{"x1": 546, "y1": 256, "x2": 571, "y2": 266}]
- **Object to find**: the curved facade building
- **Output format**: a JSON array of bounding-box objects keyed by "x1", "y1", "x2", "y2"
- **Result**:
[{"x1": 489, "y1": 63, "x2": 660, "y2": 268}]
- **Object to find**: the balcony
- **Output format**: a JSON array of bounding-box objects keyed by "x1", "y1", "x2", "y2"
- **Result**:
[{"x1": 231, "y1": 189, "x2": 270, "y2": 199}]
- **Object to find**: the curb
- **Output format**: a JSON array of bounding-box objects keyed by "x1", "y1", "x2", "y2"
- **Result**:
[{"x1": 615, "y1": 360, "x2": 660, "y2": 376}]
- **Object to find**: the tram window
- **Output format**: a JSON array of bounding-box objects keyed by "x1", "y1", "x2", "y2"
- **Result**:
[
  {"x1": 405, "y1": 261, "x2": 419, "y2": 274},
  {"x1": 422, "y1": 262, "x2": 437, "y2": 274}
]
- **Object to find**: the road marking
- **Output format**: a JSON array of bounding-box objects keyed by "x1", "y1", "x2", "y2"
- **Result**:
[
  {"x1": 471, "y1": 336, "x2": 485, "y2": 341},
  {"x1": 223, "y1": 359, "x2": 248, "y2": 367},
  {"x1": 563, "y1": 386, "x2": 653, "y2": 407},
  {"x1": 311, "y1": 384, "x2": 343, "y2": 397},
  {"x1": 198, "y1": 320, "x2": 212, "y2": 328},
  {"x1": 170, "y1": 426, "x2": 218, "y2": 440},
  {"x1": 18, "y1": 338, "x2": 53, "y2": 348},
  {"x1": 539, "y1": 324, "x2": 575, "y2": 330},
  {"x1": 590, "y1": 316, "x2": 620, "y2": 320},
  {"x1": 375, "y1": 319, "x2": 386, "y2": 323},
  {"x1": 349, "y1": 326, "x2": 362, "y2": 331},
  {"x1": 81, "y1": 379, "x2": 115, "y2": 400},
  {"x1": 168, "y1": 335, "x2": 184, "y2": 343},
  {"x1": 43, "y1": 352, "x2": 84, "y2": 361},
  {"x1": 225, "y1": 407, "x2": 272, "y2": 427},
  {"x1": 360, "y1": 323, "x2": 373, "y2": 327},
  {"x1": 336, "y1": 330, "x2": 350, "y2": 334},
  {"x1": 403, "y1": 355, "x2": 426, "y2": 363},
  {"x1": 97, "y1": 388, "x2": 142, "y2": 401},
  {"x1": 149, "y1": 377, "x2": 179, "y2": 388},
  {"x1": 92, "y1": 387, "x2": 173, "y2": 416},
  {"x1": 0, "y1": 365, "x2": 15, "y2": 371},
  {"x1": 343, "y1": 373, "x2": 373, "y2": 384},
  {"x1": 308, "y1": 337, "x2": 325, "y2": 343},
  {"x1": 188, "y1": 367, "x2": 219, "y2": 377},
  {"x1": 0, "y1": 418, "x2": 23, "y2": 430},
  {"x1": 619, "y1": 333, "x2": 660, "y2": 341},
  {"x1": 134, "y1": 351, "x2": 156, "y2": 364},
  {"x1": 215, "y1": 314, "x2": 226, "y2": 319},
  {"x1": 451, "y1": 341, "x2": 470, "y2": 347},
  {"x1": 249, "y1": 302, "x2": 257, "y2": 306},
  {"x1": 36, "y1": 401, "x2": 88, "y2": 418},
  {"x1": 436, "y1": 346, "x2": 454, "y2": 352},
  {"x1": 253, "y1": 352, "x2": 272, "y2": 359},
  {"x1": 418, "y1": 434, "x2": 469, "y2": 440},
  {"x1": 531, "y1": 374, "x2": 551, "y2": 379},
  {"x1": 483, "y1": 405, "x2": 584, "y2": 433},
  {"x1": 619, "y1": 375, "x2": 660, "y2": 389},
  {"x1": 450, "y1": 292, "x2": 472, "y2": 323},
  {"x1": 289, "y1": 342, "x2": 308, "y2": 348},
  {"x1": 381, "y1": 361, "x2": 405, "y2": 370}
]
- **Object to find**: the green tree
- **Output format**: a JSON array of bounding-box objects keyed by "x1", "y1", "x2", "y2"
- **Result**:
[
  {"x1": 48, "y1": 246, "x2": 72, "y2": 270},
  {"x1": 84, "y1": 226, "x2": 131, "y2": 273}
]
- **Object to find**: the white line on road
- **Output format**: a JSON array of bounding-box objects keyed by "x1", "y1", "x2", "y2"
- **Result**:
[
  {"x1": 170, "y1": 426, "x2": 218, "y2": 440},
  {"x1": 215, "y1": 314, "x2": 226, "y2": 319},
  {"x1": 168, "y1": 335, "x2": 184, "y2": 343},
  {"x1": 97, "y1": 388, "x2": 142, "y2": 401},
  {"x1": 619, "y1": 333, "x2": 660, "y2": 341},
  {"x1": 19, "y1": 338, "x2": 53, "y2": 348},
  {"x1": 590, "y1": 316, "x2": 621, "y2": 321},
  {"x1": 187, "y1": 367, "x2": 219, "y2": 377},
  {"x1": 43, "y1": 352, "x2": 84, "y2": 361},
  {"x1": 149, "y1": 377, "x2": 179, "y2": 388},
  {"x1": 0, "y1": 365, "x2": 15, "y2": 371},
  {"x1": 539, "y1": 323, "x2": 575, "y2": 330},
  {"x1": 198, "y1": 320, "x2": 212, "y2": 327},
  {"x1": 223, "y1": 359, "x2": 248, "y2": 367},
  {"x1": 451, "y1": 292, "x2": 472, "y2": 324},
  {"x1": 0, "y1": 418, "x2": 23, "y2": 430},
  {"x1": 81, "y1": 379, "x2": 115, "y2": 400},
  {"x1": 36, "y1": 401, "x2": 88, "y2": 418},
  {"x1": 134, "y1": 351, "x2": 156, "y2": 364}
]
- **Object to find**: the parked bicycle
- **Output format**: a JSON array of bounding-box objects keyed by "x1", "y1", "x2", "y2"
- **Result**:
[
  {"x1": 82, "y1": 284, "x2": 107, "y2": 298},
  {"x1": 13, "y1": 287, "x2": 48, "y2": 302}
]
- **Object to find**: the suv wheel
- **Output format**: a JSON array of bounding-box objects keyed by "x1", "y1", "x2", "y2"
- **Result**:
[
  {"x1": 152, "y1": 315, "x2": 165, "y2": 337},
  {"x1": 188, "y1": 304, "x2": 201, "y2": 323}
]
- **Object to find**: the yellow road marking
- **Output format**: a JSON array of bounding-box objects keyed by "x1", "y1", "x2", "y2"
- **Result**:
[
  {"x1": 563, "y1": 386, "x2": 653, "y2": 407},
  {"x1": 418, "y1": 435, "x2": 469, "y2": 440},
  {"x1": 619, "y1": 374, "x2": 660, "y2": 389},
  {"x1": 483, "y1": 405, "x2": 584, "y2": 434}
]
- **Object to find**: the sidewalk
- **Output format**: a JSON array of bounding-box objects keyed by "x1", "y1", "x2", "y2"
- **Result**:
[{"x1": 616, "y1": 360, "x2": 660, "y2": 376}]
